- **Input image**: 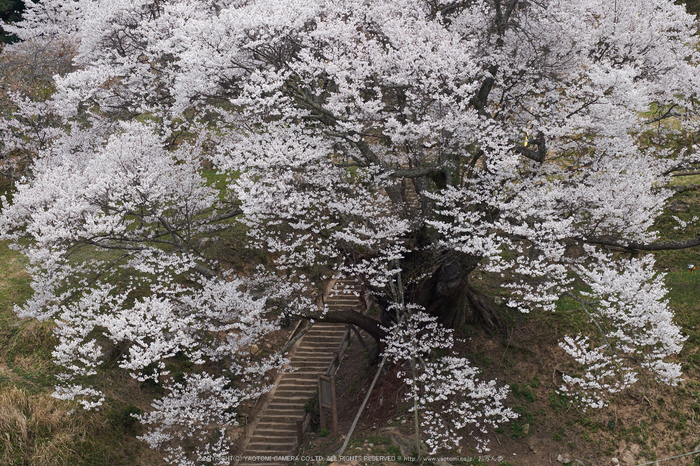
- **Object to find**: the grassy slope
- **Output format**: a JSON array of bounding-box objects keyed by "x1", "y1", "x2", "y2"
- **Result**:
[
  {"x1": 0, "y1": 171, "x2": 260, "y2": 466},
  {"x1": 0, "y1": 180, "x2": 165, "y2": 465}
]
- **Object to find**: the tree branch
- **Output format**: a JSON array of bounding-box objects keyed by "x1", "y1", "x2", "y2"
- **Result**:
[
  {"x1": 586, "y1": 235, "x2": 700, "y2": 251},
  {"x1": 514, "y1": 131, "x2": 547, "y2": 163},
  {"x1": 314, "y1": 308, "x2": 386, "y2": 347}
]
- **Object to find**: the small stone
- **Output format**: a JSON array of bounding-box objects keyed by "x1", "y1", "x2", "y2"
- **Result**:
[
  {"x1": 629, "y1": 444, "x2": 641, "y2": 455},
  {"x1": 611, "y1": 459, "x2": 619, "y2": 465},
  {"x1": 368, "y1": 443, "x2": 374, "y2": 447},
  {"x1": 621, "y1": 450, "x2": 635, "y2": 466},
  {"x1": 250, "y1": 344, "x2": 259, "y2": 354},
  {"x1": 669, "y1": 200, "x2": 689, "y2": 212},
  {"x1": 557, "y1": 454, "x2": 571, "y2": 464},
  {"x1": 401, "y1": 419, "x2": 407, "y2": 424},
  {"x1": 557, "y1": 454, "x2": 564, "y2": 463}
]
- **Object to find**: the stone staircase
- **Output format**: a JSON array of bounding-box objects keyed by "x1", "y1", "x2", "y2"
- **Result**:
[{"x1": 237, "y1": 279, "x2": 359, "y2": 465}]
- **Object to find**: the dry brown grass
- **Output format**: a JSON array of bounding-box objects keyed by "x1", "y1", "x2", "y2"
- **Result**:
[{"x1": 0, "y1": 387, "x2": 81, "y2": 465}]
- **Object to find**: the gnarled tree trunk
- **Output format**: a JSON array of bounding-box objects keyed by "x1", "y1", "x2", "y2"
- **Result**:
[{"x1": 412, "y1": 253, "x2": 501, "y2": 331}]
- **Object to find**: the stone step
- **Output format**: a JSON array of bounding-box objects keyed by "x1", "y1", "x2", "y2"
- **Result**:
[
  {"x1": 287, "y1": 367, "x2": 329, "y2": 374},
  {"x1": 253, "y1": 426, "x2": 298, "y2": 433},
  {"x1": 277, "y1": 378, "x2": 320, "y2": 385},
  {"x1": 274, "y1": 382, "x2": 317, "y2": 389},
  {"x1": 290, "y1": 358, "x2": 334, "y2": 364},
  {"x1": 292, "y1": 354, "x2": 335, "y2": 361},
  {"x1": 297, "y1": 338, "x2": 342, "y2": 344},
  {"x1": 291, "y1": 351, "x2": 335, "y2": 357},
  {"x1": 298, "y1": 341, "x2": 343, "y2": 347},
  {"x1": 278, "y1": 372, "x2": 325, "y2": 378},
  {"x1": 274, "y1": 382, "x2": 319, "y2": 391},
  {"x1": 292, "y1": 345, "x2": 338, "y2": 356},
  {"x1": 253, "y1": 422, "x2": 297, "y2": 430},
  {"x1": 294, "y1": 349, "x2": 339, "y2": 356},
  {"x1": 301, "y1": 336, "x2": 344, "y2": 341},
  {"x1": 288, "y1": 362, "x2": 332, "y2": 368},
  {"x1": 295, "y1": 343, "x2": 341, "y2": 349},
  {"x1": 305, "y1": 329, "x2": 344, "y2": 335},
  {"x1": 297, "y1": 340, "x2": 342, "y2": 347},
  {"x1": 260, "y1": 414, "x2": 302, "y2": 422},
  {"x1": 253, "y1": 426, "x2": 297, "y2": 434},
  {"x1": 272, "y1": 391, "x2": 316, "y2": 401},
  {"x1": 276, "y1": 378, "x2": 319, "y2": 384},
  {"x1": 264, "y1": 406, "x2": 305, "y2": 413},
  {"x1": 276, "y1": 376, "x2": 317, "y2": 382},
  {"x1": 275, "y1": 390, "x2": 316, "y2": 398},
  {"x1": 297, "y1": 337, "x2": 343, "y2": 343},
  {"x1": 246, "y1": 441, "x2": 296, "y2": 452},
  {"x1": 295, "y1": 339, "x2": 343, "y2": 346},
  {"x1": 249, "y1": 435, "x2": 297, "y2": 444},
  {"x1": 289, "y1": 365, "x2": 330, "y2": 372},
  {"x1": 257, "y1": 418, "x2": 305, "y2": 426},
  {"x1": 264, "y1": 394, "x2": 321, "y2": 402},
  {"x1": 259, "y1": 414, "x2": 307, "y2": 423},
  {"x1": 303, "y1": 331, "x2": 346, "y2": 337}
]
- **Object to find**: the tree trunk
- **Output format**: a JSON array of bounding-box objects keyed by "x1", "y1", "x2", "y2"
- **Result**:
[
  {"x1": 413, "y1": 253, "x2": 501, "y2": 331},
  {"x1": 314, "y1": 253, "x2": 501, "y2": 365}
]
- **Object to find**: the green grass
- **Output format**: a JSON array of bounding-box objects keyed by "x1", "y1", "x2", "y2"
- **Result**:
[
  {"x1": 0, "y1": 240, "x2": 162, "y2": 465},
  {"x1": 668, "y1": 174, "x2": 700, "y2": 187}
]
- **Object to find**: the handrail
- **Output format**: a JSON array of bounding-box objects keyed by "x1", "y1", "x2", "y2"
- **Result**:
[
  {"x1": 325, "y1": 324, "x2": 352, "y2": 377},
  {"x1": 283, "y1": 318, "x2": 307, "y2": 348}
]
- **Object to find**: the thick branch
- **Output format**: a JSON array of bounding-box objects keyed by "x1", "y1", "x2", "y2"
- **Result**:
[
  {"x1": 644, "y1": 104, "x2": 679, "y2": 125},
  {"x1": 586, "y1": 235, "x2": 700, "y2": 251},
  {"x1": 512, "y1": 131, "x2": 547, "y2": 163},
  {"x1": 315, "y1": 308, "x2": 386, "y2": 346},
  {"x1": 470, "y1": 65, "x2": 498, "y2": 116},
  {"x1": 391, "y1": 167, "x2": 443, "y2": 179},
  {"x1": 199, "y1": 208, "x2": 243, "y2": 224},
  {"x1": 391, "y1": 166, "x2": 448, "y2": 188}
]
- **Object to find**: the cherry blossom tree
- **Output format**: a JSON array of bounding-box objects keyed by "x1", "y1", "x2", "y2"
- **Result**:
[{"x1": 2, "y1": 0, "x2": 700, "y2": 460}]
